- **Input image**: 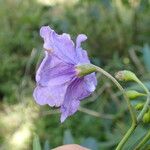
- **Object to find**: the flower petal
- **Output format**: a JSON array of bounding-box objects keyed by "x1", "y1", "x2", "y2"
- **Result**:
[
  {"x1": 60, "y1": 78, "x2": 92, "y2": 122},
  {"x1": 40, "y1": 26, "x2": 53, "y2": 50},
  {"x1": 33, "y1": 83, "x2": 68, "y2": 107},
  {"x1": 36, "y1": 51, "x2": 75, "y2": 86},
  {"x1": 76, "y1": 34, "x2": 87, "y2": 49},
  {"x1": 84, "y1": 73, "x2": 97, "y2": 92},
  {"x1": 75, "y1": 34, "x2": 90, "y2": 64},
  {"x1": 40, "y1": 26, "x2": 77, "y2": 64}
]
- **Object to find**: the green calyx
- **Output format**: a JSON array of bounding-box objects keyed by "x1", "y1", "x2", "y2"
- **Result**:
[
  {"x1": 125, "y1": 90, "x2": 146, "y2": 99},
  {"x1": 75, "y1": 64, "x2": 96, "y2": 77}
]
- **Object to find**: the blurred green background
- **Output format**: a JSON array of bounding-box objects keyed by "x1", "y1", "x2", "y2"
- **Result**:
[{"x1": 0, "y1": 0, "x2": 150, "y2": 149}]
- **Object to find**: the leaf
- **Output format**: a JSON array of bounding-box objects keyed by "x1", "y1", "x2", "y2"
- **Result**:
[
  {"x1": 81, "y1": 137, "x2": 99, "y2": 150},
  {"x1": 143, "y1": 44, "x2": 150, "y2": 72},
  {"x1": 44, "y1": 140, "x2": 50, "y2": 150},
  {"x1": 33, "y1": 134, "x2": 41, "y2": 150},
  {"x1": 63, "y1": 130, "x2": 74, "y2": 145}
]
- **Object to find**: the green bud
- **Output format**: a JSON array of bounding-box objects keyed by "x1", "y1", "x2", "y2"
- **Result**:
[
  {"x1": 125, "y1": 90, "x2": 146, "y2": 99},
  {"x1": 76, "y1": 64, "x2": 96, "y2": 77},
  {"x1": 115, "y1": 70, "x2": 138, "y2": 82},
  {"x1": 143, "y1": 111, "x2": 150, "y2": 123},
  {"x1": 135, "y1": 103, "x2": 144, "y2": 110}
]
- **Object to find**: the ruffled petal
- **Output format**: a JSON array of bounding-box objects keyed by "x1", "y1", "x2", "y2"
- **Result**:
[
  {"x1": 40, "y1": 26, "x2": 77, "y2": 64},
  {"x1": 36, "y1": 51, "x2": 75, "y2": 86},
  {"x1": 76, "y1": 34, "x2": 87, "y2": 49},
  {"x1": 40, "y1": 26, "x2": 53, "y2": 50},
  {"x1": 75, "y1": 34, "x2": 90, "y2": 64},
  {"x1": 60, "y1": 78, "x2": 92, "y2": 122},
  {"x1": 83, "y1": 73, "x2": 97, "y2": 92},
  {"x1": 61, "y1": 100, "x2": 80, "y2": 123},
  {"x1": 33, "y1": 83, "x2": 68, "y2": 107}
]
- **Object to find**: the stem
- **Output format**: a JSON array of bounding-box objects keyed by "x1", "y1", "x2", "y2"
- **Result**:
[
  {"x1": 135, "y1": 78, "x2": 149, "y2": 94},
  {"x1": 79, "y1": 106, "x2": 115, "y2": 120},
  {"x1": 116, "y1": 124, "x2": 137, "y2": 150},
  {"x1": 92, "y1": 64, "x2": 137, "y2": 124},
  {"x1": 137, "y1": 93, "x2": 150, "y2": 123},
  {"x1": 87, "y1": 64, "x2": 150, "y2": 150},
  {"x1": 134, "y1": 130, "x2": 150, "y2": 150},
  {"x1": 135, "y1": 79, "x2": 150, "y2": 123},
  {"x1": 89, "y1": 64, "x2": 137, "y2": 150}
]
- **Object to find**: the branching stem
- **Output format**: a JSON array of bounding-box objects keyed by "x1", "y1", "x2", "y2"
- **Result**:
[
  {"x1": 91, "y1": 65, "x2": 137, "y2": 124},
  {"x1": 87, "y1": 64, "x2": 149, "y2": 150}
]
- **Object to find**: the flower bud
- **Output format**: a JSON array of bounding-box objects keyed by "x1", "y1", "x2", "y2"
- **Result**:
[
  {"x1": 125, "y1": 90, "x2": 146, "y2": 99},
  {"x1": 115, "y1": 70, "x2": 138, "y2": 82},
  {"x1": 135, "y1": 103, "x2": 144, "y2": 110},
  {"x1": 76, "y1": 64, "x2": 96, "y2": 77},
  {"x1": 143, "y1": 111, "x2": 150, "y2": 123}
]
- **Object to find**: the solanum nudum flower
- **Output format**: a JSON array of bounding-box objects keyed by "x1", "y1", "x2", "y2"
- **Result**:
[{"x1": 33, "y1": 26, "x2": 97, "y2": 122}]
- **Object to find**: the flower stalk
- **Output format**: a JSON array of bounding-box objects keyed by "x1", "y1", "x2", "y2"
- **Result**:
[
  {"x1": 115, "y1": 91, "x2": 150, "y2": 150},
  {"x1": 90, "y1": 64, "x2": 137, "y2": 124},
  {"x1": 134, "y1": 130, "x2": 150, "y2": 150},
  {"x1": 84, "y1": 64, "x2": 150, "y2": 150},
  {"x1": 137, "y1": 93, "x2": 150, "y2": 123},
  {"x1": 116, "y1": 123, "x2": 137, "y2": 150}
]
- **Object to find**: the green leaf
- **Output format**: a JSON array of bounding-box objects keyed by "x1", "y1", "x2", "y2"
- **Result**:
[
  {"x1": 81, "y1": 137, "x2": 99, "y2": 150},
  {"x1": 44, "y1": 140, "x2": 50, "y2": 150},
  {"x1": 33, "y1": 134, "x2": 41, "y2": 150},
  {"x1": 63, "y1": 130, "x2": 74, "y2": 144}
]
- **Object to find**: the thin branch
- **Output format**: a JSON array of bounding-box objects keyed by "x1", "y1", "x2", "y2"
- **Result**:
[
  {"x1": 41, "y1": 109, "x2": 60, "y2": 116},
  {"x1": 92, "y1": 64, "x2": 137, "y2": 124},
  {"x1": 134, "y1": 130, "x2": 150, "y2": 150},
  {"x1": 79, "y1": 106, "x2": 115, "y2": 120}
]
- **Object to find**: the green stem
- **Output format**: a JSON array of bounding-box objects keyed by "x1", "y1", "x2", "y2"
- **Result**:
[
  {"x1": 137, "y1": 93, "x2": 150, "y2": 123},
  {"x1": 135, "y1": 79, "x2": 150, "y2": 123},
  {"x1": 87, "y1": 64, "x2": 150, "y2": 150},
  {"x1": 116, "y1": 124, "x2": 137, "y2": 150},
  {"x1": 134, "y1": 130, "x2": 150, "y2": 150},
  {"x1": 89, "y1": 65, "x2": 137, "y2": 150},
  {"x1": 92, "y1": 65, "x2": 137, "y2": 124},
  {"x1": 135, "y1": 78, "x2": 149, "y2": 94}
]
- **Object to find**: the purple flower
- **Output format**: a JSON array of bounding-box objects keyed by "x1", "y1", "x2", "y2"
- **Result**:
[{"x1": 33, "y1": 26, "x2": 97, "y2": 122}]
